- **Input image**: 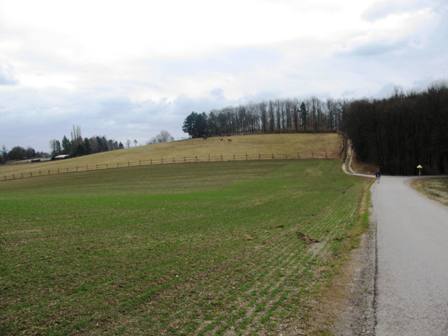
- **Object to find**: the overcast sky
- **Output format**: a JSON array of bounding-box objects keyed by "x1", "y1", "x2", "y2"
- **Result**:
[{"x1": 1, "y1": 0, "x2": 447, "y2": 151}]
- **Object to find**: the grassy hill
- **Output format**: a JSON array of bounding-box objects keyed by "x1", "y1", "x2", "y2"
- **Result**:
[
  {"x1": 0, "y1": 133, "x2": 341, "y2": 177},
  {"x1": 0, "y1": 159, "x2": 368, "y2": 335}
]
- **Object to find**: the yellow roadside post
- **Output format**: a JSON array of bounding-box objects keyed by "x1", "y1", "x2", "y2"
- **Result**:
[{"x1": 417, "y1": 164, "x2": 423, "y2": 176}]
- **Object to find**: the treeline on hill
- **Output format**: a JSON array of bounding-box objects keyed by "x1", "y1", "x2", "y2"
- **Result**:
[
  {"x1": 50, "y1": 126, "x2": 124, "y2": 158},
  {"x1": 182, "y1": 97, "x2": 343, "y2": 138},
  {"x1": 0, "y1": 146, "x2": 48, "y2": 164},
  {"x1": 343, "y1": 85, "x2": 448, "y2": 175}
]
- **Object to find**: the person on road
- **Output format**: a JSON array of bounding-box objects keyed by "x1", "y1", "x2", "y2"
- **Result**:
[{"x1": 375, "y1": 169, "x2": 381, "y2": 183}]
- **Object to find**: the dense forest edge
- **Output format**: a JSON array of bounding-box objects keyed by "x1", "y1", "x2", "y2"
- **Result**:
[
  {"x1": 183, "y1": 84, "x2": 448, "y2": 175},
  {"x1": 342, "y1": 85, "x2": 448, "y2": 175}
]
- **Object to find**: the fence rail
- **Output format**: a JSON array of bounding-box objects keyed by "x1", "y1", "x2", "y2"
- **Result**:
[{"x1": 0, "y1": 152, "x2": 334, "y2": 182}]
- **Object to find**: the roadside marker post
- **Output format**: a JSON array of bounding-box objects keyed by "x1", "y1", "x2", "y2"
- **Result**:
[{"x1": 417, "y1": 164, "x2": 423, "y2": 176}]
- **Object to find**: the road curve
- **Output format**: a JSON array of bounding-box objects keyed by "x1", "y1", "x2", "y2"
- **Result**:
[{"x1": 373, "y1": 177, "x2": 448, "y2": 336}]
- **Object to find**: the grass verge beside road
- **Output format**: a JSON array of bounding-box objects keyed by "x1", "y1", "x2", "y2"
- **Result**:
[
  {"x1": 0, "y1": 160, "x2": 367, "y2": 335},
  {"x1": 411, "y1": 178, "x2": 448, "y2": 206}
]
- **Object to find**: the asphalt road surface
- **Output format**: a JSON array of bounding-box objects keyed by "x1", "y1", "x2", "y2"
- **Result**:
[{"x1": 373, "y1": 177, "x2": 448, "y2": 336}]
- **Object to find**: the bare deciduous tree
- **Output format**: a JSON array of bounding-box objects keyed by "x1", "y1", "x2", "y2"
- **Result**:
[{"x1": 148, "y1": 131, "x2": 174, "y2": 144}]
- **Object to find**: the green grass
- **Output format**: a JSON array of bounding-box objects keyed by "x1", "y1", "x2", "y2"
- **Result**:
[{"x1": 0, "y1": 160, "x2": 366, "y2": 335}]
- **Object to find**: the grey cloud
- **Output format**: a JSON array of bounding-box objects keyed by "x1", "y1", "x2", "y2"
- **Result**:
[
  {"x1": 363, "y1": 0, "x2": 448, "y2": 21},
  {"x1": 343, "y1": 2, "x2": 448, "y2": 60},
  {"x1": 344, "y1": 40, "x2": 409, "y2": 57},
  {"x1": 0, "y1": 87, "x2": 244, "y2": 151},
  {"x1": 0, "y1": 66, "x2": 17, "y2": 85},
  {"x1": 363, "y1": 0, "x2": 430, "y2": 21}
]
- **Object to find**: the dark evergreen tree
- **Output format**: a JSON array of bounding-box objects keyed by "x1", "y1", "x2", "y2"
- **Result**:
[
  {"x1": 62, "y1": 136, "x2": 71, "y2": 154},
  {"x1": 7, "y1": 146, "x2": 28, "y2": 160},
  {"x1": 300, "y1": 102, "x2": 307, "y2": 131},
  {"x1": 183, "y1": 112, "x2": 208, "y2": 138}
]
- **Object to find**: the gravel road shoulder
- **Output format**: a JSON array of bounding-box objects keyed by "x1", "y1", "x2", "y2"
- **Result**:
[{"x1": 330, "y1": 212, "x2": 376, "y2": 336}]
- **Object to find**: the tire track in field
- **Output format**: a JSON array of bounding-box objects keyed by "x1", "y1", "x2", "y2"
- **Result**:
[
  {"x1": 232, "y1": 201, "x2": 357, "y2": 335},
  {"x1": 191, "y1": 190, "x2": 358, "y2": 335},
  {"x1": 244, "y1": 205, "x2": 358, "y2": 335},
  {"x1": 198, "y1": 203, "x2": 344, "y2": 335},
  {"x1": 180, "y1": 195, "x2": 348, "y2": 336}
]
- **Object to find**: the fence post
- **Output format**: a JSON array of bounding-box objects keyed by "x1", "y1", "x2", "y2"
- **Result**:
[
  {"x1": 30, "y1": 172, "x2": 32, "y2": 177},
  {"x1": 184, "y1": 157, "x2": 186, "y2": 163},
  {"x1": 195, "y1": 156, "x2": 198, "y2": 162},
  {"x1": 150, "y1": 159, "x2": 152, "y2": 165},
  {"x1": 220, "y1": 154, "x2": 223, "y2": 161},
  {"x1": 325, "y1": 151, "x2": 328, "y2": 159},
  {"x1": 297, "y1": 152, "x2": 300, "y2": 159},
  {"x1": 258, "y1": 153, "x2": 261, "y2": 160},
  {"x1": 233, "y1": 154, "x2": 235, "y2": 160},
  {"x1": 272, "y1": 154, "x2": 274, "y2": 159},
  {"x1": 208, "y1": 153, "x2": 210, "y2": 161},
  {"x1": 245, "y1": 153, "x2": 248, "y2": 160},
  {"x1": 311, "y1": 152, "x2": 314, "y2": 158}
]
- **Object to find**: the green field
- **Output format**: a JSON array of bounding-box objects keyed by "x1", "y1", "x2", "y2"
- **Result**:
[{"x1": 0, "y1": 160, "x2": 367, "y2": 335}]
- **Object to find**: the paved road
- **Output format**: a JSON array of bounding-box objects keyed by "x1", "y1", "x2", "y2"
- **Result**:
[{"x1": 373, "y1": 177, "x2": 448, "y2": 336}]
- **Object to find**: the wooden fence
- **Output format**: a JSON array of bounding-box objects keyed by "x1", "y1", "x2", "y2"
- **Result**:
[{"x1": 0, "y1": 151, "x2": 333, "y2": 182}]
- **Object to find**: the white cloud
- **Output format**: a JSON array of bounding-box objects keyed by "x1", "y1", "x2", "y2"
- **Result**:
[{"x1": 0, "y1": 0, "x2": 447, "y2": 150}]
